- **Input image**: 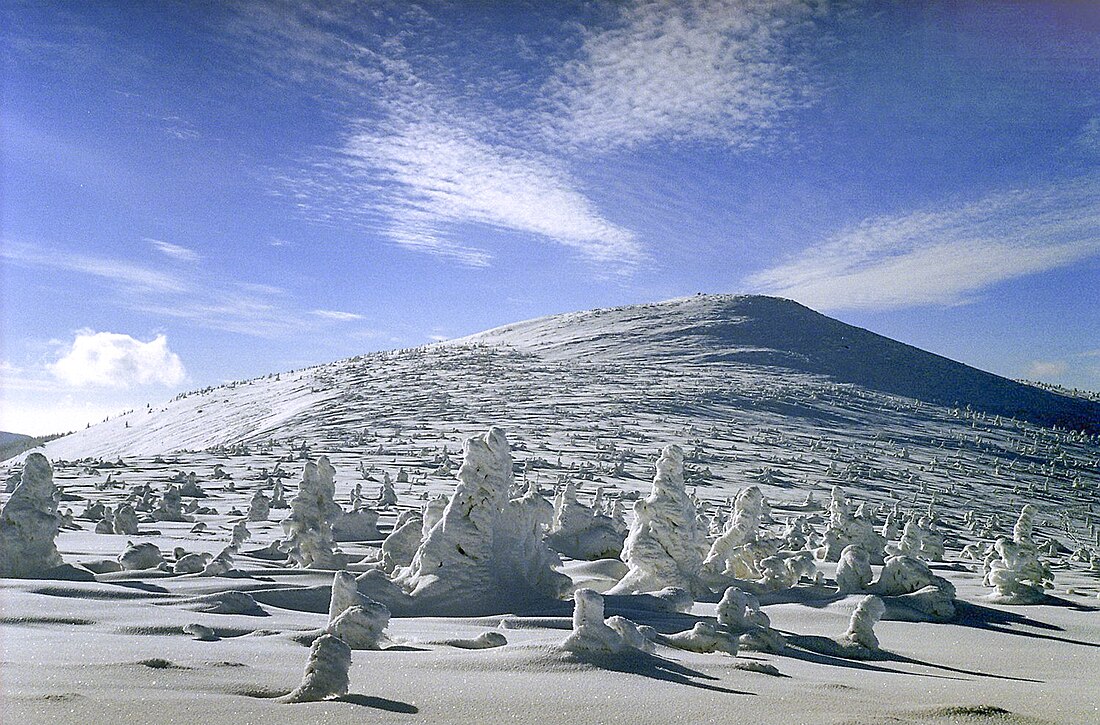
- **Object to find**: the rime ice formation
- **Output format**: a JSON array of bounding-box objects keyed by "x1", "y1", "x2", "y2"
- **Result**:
[
  {"x1": 278, "y1": 634, "x2": 352, "y2": 704},
  {"x1": 113, "y1": 503, "x2": 139, "y2": 535},
  {"x1": 894, "y1": 518, "x2": 945, "y2": 562},
  {"x1": 359, "y1": 427, "x2": 569, "y2": 615},
  {"x1": 717, "y1": 586, "x2": 785, "y2": 653},
  {"x1": 326, "y1": 571, "x2": 390, "y2": 649},
  {"x1": 378, "y1": 475, "x2": 398, "y2": 507},
  {"x1": 702, "y1": 486, "x2": 779, "y2": 587},
  {"x1": 0, "y1": 453, "x2": 64, "y2": 577},
  {"x1": 986, "y1": 537, "x2": 1051, "y2": 604},
  {"x1": 835, "y1": 544, "x2": 873, "y2": 593},
  {"x1": 545, "y1": 480, "x2": 624, "y2": 560},
  {"x1": 119, "y1": 541, "x2": 166, "y2": 570},
  {"x1": 379, "y1": 513, "x2": 424, "y2": 573},
  {"x1": 757, "y1": 550, "x2": 821, "y2": 591},
  {"x1": 663, "y1": 621, "x2": 739, "y2": 655},
  {"x1": 1013, "y1": 504, "x2": 1037, "y2": 546},
  {"x1": 871, "y1": 555, "x2": 957, "y2": 621},
  {"x1": 333, "y1": 506, "x2": 381, "y2": 542},
  {"x1": 815, "y1": 486, "x2": 887, "y2": 564},
  {"x1": 174, "y1": 551, "x2": 211, "y2": 574},
  {"x1": 561, "y1": 588, "x2": 640, "y2": 654},
  {"x1": 152, "y1": 485, "x2": 192, "y2": 522},
  {"x1": 202, "y1": 522, "x2": 250, "y2": 576},
  {"x1": 841, "y1": 595, "x2": 886, "y2": 655},
  {"x1": 281, "y1": 457, "x2": 346, "y2": 569},
  {"x1": 248, "y1": 489, "x2": 270, "y2": 522},
  {"x1": 608, "y1": 445, "x2": 708, "y2": 596}
]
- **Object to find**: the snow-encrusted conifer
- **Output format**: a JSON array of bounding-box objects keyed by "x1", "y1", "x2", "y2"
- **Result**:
[
  {"x1": 609, "y1": 445, "x2": 707, "y2": 596},
  {"x1": 0, "y1": 453, "x2": 64, "y2": 577},
  {"x1": 278, "y1": 634, "x2": 352, "y2": 703},
  {"x1": 281, "y1": 457, "x2": 345, "y2": 569}
]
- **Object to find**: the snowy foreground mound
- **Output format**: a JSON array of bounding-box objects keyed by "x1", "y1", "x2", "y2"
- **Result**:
[{"x1": 1, "y1": 295, "x2": 1098, "y2": 723}]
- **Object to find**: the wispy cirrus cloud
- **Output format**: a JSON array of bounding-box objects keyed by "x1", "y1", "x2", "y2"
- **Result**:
[
  {"x1": 3, "y1": 241, "x2": 188, "y2": 293},
  {"x1": 544, "y1": 0, "x2": 823, "y2": 150},
  {"x1": 228, "y1": 1, "x2": 827, "y2": 270},
  {"x1": 2, "y1": 239, "x2": 372, "y2": 339},
  {"x1": 746, "y1": 176, "x2": 1100, "y2": 311},
  {"x1": 340, "y1": 119, "x2": 641, "y2": 268},
  {"x1": 146, "y1": 237, "x2": 200, "y2": 263},
  {"x1": 310, "y1": 309, "x2": 364, "y2": 321}
]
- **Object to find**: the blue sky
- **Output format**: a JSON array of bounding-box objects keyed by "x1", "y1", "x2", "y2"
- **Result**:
[{"x1": 2, "y1": 0, "x2": 1099, "y2": 435}]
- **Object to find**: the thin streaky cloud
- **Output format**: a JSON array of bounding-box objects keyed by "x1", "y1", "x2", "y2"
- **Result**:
[
  {"x1": 310, "y1": 309, "x2": 365, "y2": 321},
  {"x1": 146, "y1": 238, "x2": 201, "y2": 263},
  {"x1": 341, "y1": 119, "x2": 642, "y2": 267},
  {"x1": 3, "y1": 241, "x2": 189, "y2": 294},
  {"x1": 746, "y1": 176, "x2": 1100, "y2": 311}
]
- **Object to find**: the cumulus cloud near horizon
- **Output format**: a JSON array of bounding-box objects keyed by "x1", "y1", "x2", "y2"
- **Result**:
[{"x1": 49, "y1": 331, "x2": 187, "y2": 388}]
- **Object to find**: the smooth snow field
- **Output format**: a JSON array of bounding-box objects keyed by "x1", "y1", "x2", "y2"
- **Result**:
[{"x1": 2, "y1": 296, "x2": 1098, "y2": 724}]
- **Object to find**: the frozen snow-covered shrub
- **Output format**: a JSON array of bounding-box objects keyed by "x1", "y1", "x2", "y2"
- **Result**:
[
  {"x1": 561, "y1": 588, "x2": 637, "y2": 654},
  {"x1": 835, "y1": 544, "x2": 873, "y2": 593},
  {"x1": 871, "y1": 555, "x2": 957, "y2": 621},
  {"x1": 841, "y1": 595, "x2": 886, "y2": 654},
  {"x1": 873, "y1": 555, "x2": 950, "y2": 596},
  {"x1": 702, "y1": 486, "x2": 766, "y2": 582},
  {"x1": 95, "y1": 510, "x2": 115, "y2": 534},
  {"x1": 119, "y1": 541, "x2": 165, "y2": 570},
  {"x1": 986, "y1": 537, "x2": 1051, "y2": 604},
  {"x1": 662, "y1": 621, "x2": 739, "y2": 655},
  {"x1": 333, "y1": 506, "x2": 381, "y2": 542},
  {"x1": 781, "y1": 515, "x2": 814, "y2": 550},
  {"x1": 281, "y1": 457, "x2": 345, "y2": 569},
  {"x1": 717, "y1": 586, "x2": 784, "y2": 653},
  {"x1": 757, "y1": 550, "x2": 822, "y2": 591},
  {"x1": 0, "y1": 453, "x2": 64, "y2": 577},
  {"x1": 1013, "y1": 504, "x2": 1037, "y2": 546},
  {"x1": 608, "y1": 445, "x2": 708, "y2": 596},
  {"x1": 378, "y1": 475, "x2": 398, "y2": 507},
  {"x1": 383, "y1": 427, "x2": 569, "y2": 614},
  {"x1": 271, "y1": 478, "x2": 289, "y2": 509},
  {"x1": 248, "y1": 489, "x2": 270, "y2": 522},
  {"x1": 894, "y1": 518, "x2": 944, "y2": 562},
  {"x1": 174, "y1": 551, "x2": 211, "y2": 574},
  {"x1": 152, "y1": 485, "x2": 192, "y2": 522},
  {"x1": 815, "y1": 486, "x2": 886, "y2": 564},
  {"x1": 113, "y1": 503, "x2": 139, "y2": 535},
  {"x1": 379, "y1": 514, "x2": 423, "y2": 573},
  {"x1": 545, "y1": 480, "x2": 624, "y2": 560},
  {"x1": 606, "y1": 615, "x2": 656, "y2": 653},
  {"x1": 278, "y1": 634, "x2": 352, "y2": 704}
]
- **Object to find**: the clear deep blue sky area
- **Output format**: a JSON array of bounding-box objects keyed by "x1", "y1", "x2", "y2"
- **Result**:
[{"x1": 3, "y1": 1, "x2": 1099, "y2": 434}]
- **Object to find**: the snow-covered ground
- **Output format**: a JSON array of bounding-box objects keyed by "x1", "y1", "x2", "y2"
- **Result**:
[{"x1": 2, "y1": 295, "x2": 1098, "y2": 724}]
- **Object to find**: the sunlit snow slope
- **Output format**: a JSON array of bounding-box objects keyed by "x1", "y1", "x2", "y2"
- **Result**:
[{"x1": 25, "y1": 294, "x2": 1099, "y2": 462}]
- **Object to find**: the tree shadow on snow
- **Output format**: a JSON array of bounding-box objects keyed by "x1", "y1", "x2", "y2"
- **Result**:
[
  {"x1": 336, "y1": 694, "x2": 419, "y2": 713},
  {"x1": 567, "y1": 650, "x2": 755, "y2": 696},
  {"x1": 782, "y1": 633, "x2": 1042, "y2": 684},
  {"x1": 952, "y1": 600, "x2": 1100, "y2": 649}
]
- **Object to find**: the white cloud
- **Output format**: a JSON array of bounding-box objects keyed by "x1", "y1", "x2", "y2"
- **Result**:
[
  {"x1": 545, "y1": 0, "x2": 821, "y2": 150},
  {"x1": 48, "y1": 331, "x2": 186, "y2": 388},
  {"x1": 340, "y1": 120, "x2": 642, "y2": 267},
  {"x1": 746, "y1": 176, "x2": 1100, "y2": 310},
  {"x1": 3, "y1": 241, "x2": 187, "y2": 293},
  {"x1": 310, "y1": 309, "x2": 364, "y2": 321},
  {"x1": 146, "y1": 238, "x2": 200, "y2": 262}
]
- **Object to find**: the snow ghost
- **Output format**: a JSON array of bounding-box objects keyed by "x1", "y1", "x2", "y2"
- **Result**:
[{"x1": 0, "y1": 453, "x2": 64, "y2": 577}]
